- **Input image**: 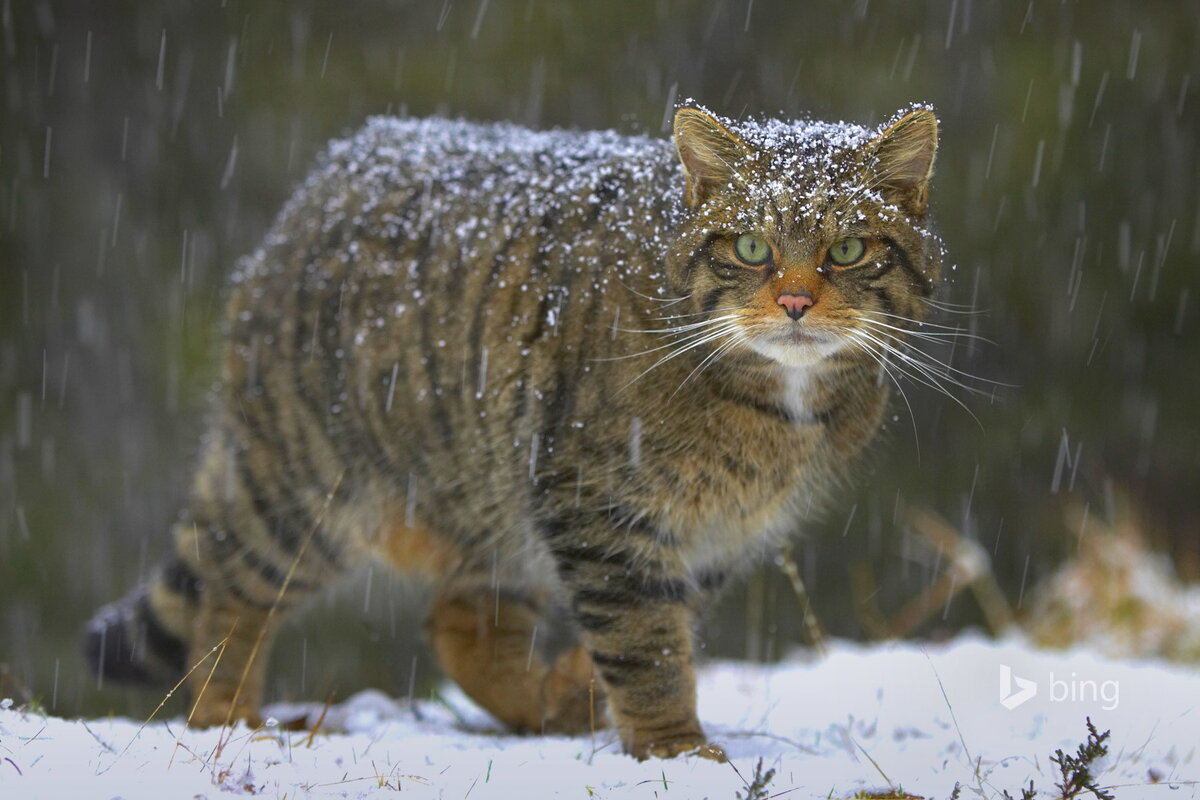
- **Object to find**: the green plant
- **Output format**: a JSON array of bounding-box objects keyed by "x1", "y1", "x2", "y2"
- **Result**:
[
  {"x1": 994, "y1": 718, "x2": 1113, "y2": 800},
  {"x1": 735, "y1": 757, "x2": 777, "y2": 800},
  {"x1": 1049, "y1": 719, "x2": 1114, "y2": 800},
  {"x1": 999, "y1": 780, "x2": 1037, "y2": 800}
]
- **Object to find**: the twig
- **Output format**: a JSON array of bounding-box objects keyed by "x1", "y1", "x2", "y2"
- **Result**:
[
  {"x1": 851, "y1": 737, "x2": 894, "y2": 790},
  {"x1": 80, "y1": 719, "x2": 117, "y2": 755},
  {"x1": 304, "y1": 690, "x2": 337, "y2": 748},
  {"x1": 214, "y1": 471, "x2": 346, "y2": 760},
  {"x1": 924, "y1": 649, "x2": 982, "y2": 794},
  {"x1": 849, "y1": 560, "x2": 891, "y2": 640},
  {"x1": 906, "y1": 507, "x2": 1014, "y2": 634},
  {"x1": 887, "y1": 569, "x2": 964, "y2": 638},
  {"x1": 172, "y1": 636, "x2": 231, "y2": 769},
  {"x1": 589, "y1": 676, "x2": 597, "y2": 761},
  {"x1": 719, "y1": 729, "x2": 818, "y2": 755},
  {"x1": 880, "y1": 506, "x2": 1014, "y2": 638},
  {"x1": 776, "y1": 545, "x2": 828, "y2": 656}
]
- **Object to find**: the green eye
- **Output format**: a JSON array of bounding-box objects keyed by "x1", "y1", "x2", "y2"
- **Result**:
[
  {"x1": 734, "y1": 234, "x2": 772, "y2": 266},
  {"x1": 828, "y1": 237, "x2": 866, "y2": 267}
]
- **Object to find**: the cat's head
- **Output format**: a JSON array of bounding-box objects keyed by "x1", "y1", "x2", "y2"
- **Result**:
[{"x1": 664, "y1": 104, "x2": 941, "y2": 369}]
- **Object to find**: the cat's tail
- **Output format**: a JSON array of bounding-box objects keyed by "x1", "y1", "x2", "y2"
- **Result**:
[{"x1": 83, "y1": 557, "x2": 200, "y2": 688}]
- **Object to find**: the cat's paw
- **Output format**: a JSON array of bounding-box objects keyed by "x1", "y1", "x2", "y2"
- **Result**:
[
  {"x1": 540, "y1": 645, "x2": 606, "y2": 734},
  {"x1": 626, "y1": 726, "x2": 726, "y2": 761},
  {"x1": 186, "y1": 693, "x2": 263, "y2": 729},
  {"x1": 646, "y1": 740, "x2": 727, "y2": 762}
]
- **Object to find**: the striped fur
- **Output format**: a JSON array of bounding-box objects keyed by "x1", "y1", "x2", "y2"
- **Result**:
[{"x1": 85, "y1": 104, "x2": 941, "y2": 759}]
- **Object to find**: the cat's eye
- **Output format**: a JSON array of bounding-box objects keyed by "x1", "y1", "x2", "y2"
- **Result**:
[
  {"x1": 828, "y1": 237, "x2": 867, "y2": 267},
  {"x1": 734, "y1": 234, "x2": 772, "y2": 266}
]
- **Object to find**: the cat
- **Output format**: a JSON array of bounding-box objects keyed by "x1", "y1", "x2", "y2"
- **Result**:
[{"x1": 85, "y1": 101, "x2": 940, "y2": 761}]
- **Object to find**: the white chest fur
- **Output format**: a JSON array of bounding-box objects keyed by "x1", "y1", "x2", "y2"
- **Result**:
[
  {"x1": 779, "y1": 365, "x2": 817, "y2": 424},
  {"x1": 675, "y1": 366, "x2": 825, "y2": 576}
]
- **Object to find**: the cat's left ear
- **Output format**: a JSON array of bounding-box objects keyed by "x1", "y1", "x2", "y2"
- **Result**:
[
  {"x1": 673, "y1": 107, "x2": 752, "y2": 209},
  {"x1": 870, "y1": 107, "x2": 939, "y2": 215}
]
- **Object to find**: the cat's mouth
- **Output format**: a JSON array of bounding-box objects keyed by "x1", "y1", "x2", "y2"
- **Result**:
[
  {"x1": 770, "y1": 327, "x2": 826, "y2": 345},
  {"x1": 761, "y1": 322, "x2": 841, "y2": 347},
  {"x1": 746, "y1": 325, "x2": 845, "y2": 366}
]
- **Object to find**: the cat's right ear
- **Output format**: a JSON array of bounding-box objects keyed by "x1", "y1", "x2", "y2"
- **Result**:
[
  {"x1": 673, "y1": 107, "x2": 751, "y2": 209},
  {"x1": 870, "y1": 107, "x2": 939, "y2": 215}
]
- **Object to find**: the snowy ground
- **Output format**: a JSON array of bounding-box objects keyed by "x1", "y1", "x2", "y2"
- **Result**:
[{"x1": 1, "y1": 635, "x2": 1196, "y2": 799}]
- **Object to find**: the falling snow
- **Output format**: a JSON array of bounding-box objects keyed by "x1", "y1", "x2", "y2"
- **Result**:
[{"x1": 2, "y1": 3, "x2": 1198, "y2": 798}]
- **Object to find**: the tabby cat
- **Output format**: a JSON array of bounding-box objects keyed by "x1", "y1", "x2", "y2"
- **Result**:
[{"x1": 86, "y1": 102, "x2": 941, "y2": 760}]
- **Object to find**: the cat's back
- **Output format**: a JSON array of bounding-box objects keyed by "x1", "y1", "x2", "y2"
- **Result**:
[
  {"x1": 228, "y1": 117, "x2": 676, "y2": 339},
  {"x1": 218, "y1": 117, "x2": 679, "y2": 515},
  {"x1": 256, "y1": 116, "x2": 672, "y2": 252}
]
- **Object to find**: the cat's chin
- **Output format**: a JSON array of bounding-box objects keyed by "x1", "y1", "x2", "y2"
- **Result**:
[{"x1": 746, "y1": 330, "x2": 845, "y2": 367}]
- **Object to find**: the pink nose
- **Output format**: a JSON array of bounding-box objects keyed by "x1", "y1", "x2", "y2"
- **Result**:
[{"x1": 777, "y1": 292, "x2": 814, "y2": 321}]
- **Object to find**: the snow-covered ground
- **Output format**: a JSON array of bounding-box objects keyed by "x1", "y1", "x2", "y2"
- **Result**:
[{"x1": 1, "y1": 635, "x2": 1196, "y2": 799}]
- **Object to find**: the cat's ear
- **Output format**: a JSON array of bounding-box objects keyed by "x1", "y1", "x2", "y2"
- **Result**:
[
  {"x1": 870, "y1": 108, "x2": 939, "y2": 215},
  {"x1": 673, "y1": 107, "x2": 751, "y2": 209}
]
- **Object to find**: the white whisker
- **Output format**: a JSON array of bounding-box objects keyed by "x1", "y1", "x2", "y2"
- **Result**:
[
  {"x1": 853, "y1": 321, "x2": 1009, "y2": 388},
  {"x1": 650, "y1": 304, "x2": 744, "y2": 322},
  {"x1": 671, "y1": 333, "x2": 744, "y2": 398},
  {"x1": 848, "y1": 329, "x2": 984, "y2": 427},
  {"x1": 621, "y1": 323, "x2": 743, "y2": 390},
  {"x1": 593, "y1": 317, "x2": 743, "y2": 362},
  {"x1": 919, "y1": 296, "x2": 988, "y2": 315},
  {"x1": 618, "y1": 279, "x2": 689, "y2": 305},
  {"x1": 855, "y1": 314, "x2": 993, "y2": 346},
  {"x1": 844, "y1": 333, "x2": 921, "y2": 460},
  {"x1": 859, "y1": 309, "x2": 990, "y2": 335},
  {"x1": 614, "y1": 313, "x2": 742, "y2": 336}
]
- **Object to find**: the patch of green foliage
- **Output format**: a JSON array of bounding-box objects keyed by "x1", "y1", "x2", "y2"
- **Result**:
[
  {"x1": 735, "y1": 757, "x2": 777, "y2": 800},
  {"x1": 951, "y1": 718, "x2": 1114, "y2": 800}
]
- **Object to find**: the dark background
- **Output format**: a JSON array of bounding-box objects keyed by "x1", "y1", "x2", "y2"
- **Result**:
[{"x1": 2, "y1": 0, "x2": 1197, "y2": 718}]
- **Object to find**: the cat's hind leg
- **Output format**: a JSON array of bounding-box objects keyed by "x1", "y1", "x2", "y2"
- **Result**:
[
  {"x1": 423, "y1": 575, "x2": 601, "y2": 735},
  {"x1": 84, "y1": 426, "x2": 360, "y2": 729},
  {"x1": 174, "y1": 429, "x2": 362, "y2": 728}
]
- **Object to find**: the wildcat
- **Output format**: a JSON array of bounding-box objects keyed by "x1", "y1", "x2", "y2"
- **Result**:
[{"x1": 86, "y1": 102, "x2": 940, "y2": 760}]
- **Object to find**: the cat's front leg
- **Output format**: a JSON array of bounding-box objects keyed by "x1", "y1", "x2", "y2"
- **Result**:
[
  {"x1": 582, "y1": 599, "x2": 724, "y2": 761},
  {"x1": 546, "y1": 519, "x2": 725, "y2": 761}
]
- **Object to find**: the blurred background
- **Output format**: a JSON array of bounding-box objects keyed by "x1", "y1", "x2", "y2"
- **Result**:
[{"x1": 1, "y1": 0, "x2": 1197, "y2": 718}]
